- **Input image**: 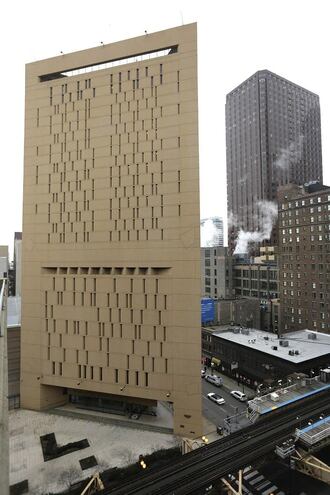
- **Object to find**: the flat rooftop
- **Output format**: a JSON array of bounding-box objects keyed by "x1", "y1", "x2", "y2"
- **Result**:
[{"x1": 210, "y1": 327, "x2": 330, "y2": 363}]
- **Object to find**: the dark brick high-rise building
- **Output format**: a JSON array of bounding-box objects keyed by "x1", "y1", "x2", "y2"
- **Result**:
[
  {"x1": 278, "y1": 182, "x2": 330, "y2": 334},
  {"x1": 226, "y1": 70, "x2": 322, "y2": 252}
]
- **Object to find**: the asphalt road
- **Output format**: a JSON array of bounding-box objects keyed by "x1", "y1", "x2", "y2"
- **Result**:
[{"x1": 202, "y1": 378, "x2": 248, "y2": 428}]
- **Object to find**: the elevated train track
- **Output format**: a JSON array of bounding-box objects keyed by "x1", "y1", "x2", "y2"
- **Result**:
[{"x1": 104, "y1": 389, "x2": 330, "y2": 495}]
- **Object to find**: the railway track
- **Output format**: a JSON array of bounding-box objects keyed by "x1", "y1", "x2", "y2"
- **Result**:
[{"x1": 103, "y1": 389, "x2": 330, "y2": 495}]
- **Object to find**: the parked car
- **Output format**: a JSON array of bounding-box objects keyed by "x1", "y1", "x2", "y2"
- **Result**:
[
  {"x1": 201, "y1": 369, "x2": 206, "y2": 378},
  {"x1": 207, "y1": 392, "x2": 225, "y2": 405},
  {"x1": 205, "y1": 375, "x2": 223, "y2": 387},
  {"x1": 231, "y1": 390, "x2": 247, "y2": 402}
]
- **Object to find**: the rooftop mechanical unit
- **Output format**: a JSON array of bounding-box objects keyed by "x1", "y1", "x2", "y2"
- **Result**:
[
  {"x1": 276, "y1": 438, "x2": 295, "y2": 459},
  {"x1": 279, "y1": 340, "x2": 289, "y2": 347},
  {"x1": 320, "y1": 368, "x2": 330, "y2": 383}
]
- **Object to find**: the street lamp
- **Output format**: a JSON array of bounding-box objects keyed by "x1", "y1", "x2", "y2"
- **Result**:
[
  {"x1": 201, "y1": 435, "x2": 209, "y2": 445},
  {"x1": 139, "y1": 455, "x2": 147, "y2": 469}
]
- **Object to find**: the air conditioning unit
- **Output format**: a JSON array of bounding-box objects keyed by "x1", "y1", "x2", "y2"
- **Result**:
[
  {"x1": 289, "y1": 350, "x2": 295, "y2": 356},
  {"x1": 233, "y1": 327, "x2": 240, "y2": 334},
  {"x1": 308, "y1": 333, "x2": 317, "y2": 340},
  {"x1": 295, "y1": 350, "x2": 300, "y2": 355},
  {"x1": 272, "y1": 346, "x2": 278, "y2": 351},
  {"x1": 270, "y1": 392, "x2": 280, "y2": 402},
  {"x1": 241, "y1": 328, "x2": 250, "y2": 335},
  {"x1": 264, "y1": 336, "x2": 269, "y2": 340},
  {"x1": 279, "y1": 340, "x2": 289, "y2": 347}
]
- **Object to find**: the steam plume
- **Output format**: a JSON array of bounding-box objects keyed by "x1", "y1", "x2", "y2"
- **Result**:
[
  {"x1": 274, "y1": 135, "x2": 304, "y2": 170},
  {"x1": 201, "y1": 218, "x2": 223, "y2": 247},
  {"x1": 233, "y1": 200, "x2": 278, "y2": 254}
]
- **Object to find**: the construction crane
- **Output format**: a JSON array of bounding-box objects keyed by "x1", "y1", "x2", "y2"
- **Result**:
[{"x1": 80, "y1": 473, "x2": 104, "y2": 495}]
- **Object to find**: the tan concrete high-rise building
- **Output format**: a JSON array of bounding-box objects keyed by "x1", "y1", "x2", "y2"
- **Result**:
[{"x1": 22, "y1": 24, "x2": 202, "y2": 437}]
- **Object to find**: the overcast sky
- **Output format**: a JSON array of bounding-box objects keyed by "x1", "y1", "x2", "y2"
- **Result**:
[{"x1": 1, "y1": 0, "x2": 329, "y2": 255}]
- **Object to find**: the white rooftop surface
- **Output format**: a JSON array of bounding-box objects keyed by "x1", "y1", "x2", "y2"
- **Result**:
[
  {"x1": 7, "y1": 296, "x2": 21, "y2": 327},
  {"x1": 212, "y1": 328, "x2": 330, "y2": 363},
  {"x1": 10, "y1": 409, "x2": 178, "y2": 494}
]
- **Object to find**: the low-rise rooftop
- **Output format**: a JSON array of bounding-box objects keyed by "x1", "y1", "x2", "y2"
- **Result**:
[{"x1": 210, "y1": 327, "x2": 330, "y2": 363}]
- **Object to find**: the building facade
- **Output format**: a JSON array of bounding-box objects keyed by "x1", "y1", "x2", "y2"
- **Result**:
[
  {"x1": 226, "y1": 70, "x2": 323, "y2": 252},
  {"x1": 0, "y1": 246, "x2": 9, "y2": 279},
  {"x1": 22, "y1": 24, "x2": 202, "y2": 437},
  {"x1": 278, "y1": 182, "x2": 330, "y2": 334},
  {"x1": 215, "y1": 298, "x2": 261, "y2": 329},
  {"x1": 14, "y1": 232, "x2": 22, "y2": 297},
  {"x1": 7, "y1": 296, "x2": 21, "y2": 409},
  {"x1": 0, "y1": 279, "x2": 9, "y2": 494},
  {"x1": 233, "y1": 261, "x2": 278, "y2": 299},
  {"x1": 201, "y1": 246, "x2": 233, "y2": 298}
]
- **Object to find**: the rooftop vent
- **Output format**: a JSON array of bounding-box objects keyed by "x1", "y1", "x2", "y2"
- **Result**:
[
  {"x1": 233, "y1": 328, "x2": 240, "y2": 334},
  {"x1": 294, "y1": 350, "x2": 300, "y2": 355},
  {"x1": 264, "y1": 336, "x2": 269, "y2": 340},
  {"x1": 289, "y1": 350, "x2": 295, "y2": 356},
  {"x1": 241, "y1": 328, "x2": 250, "y2": 335},
  {"x1": 272, "y1": 346, "x2": 278, "y2": 351},
  {"x1": 308, "y1": 333, "x2": 317, "y2": 340},
  {"x1": 279, "y1": 340, "x2": 289, "y2": 347}
]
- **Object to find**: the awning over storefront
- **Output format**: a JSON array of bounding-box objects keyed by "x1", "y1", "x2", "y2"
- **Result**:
[{"x1": 211, "y1": 357, "x2": 221, "y2": 366}]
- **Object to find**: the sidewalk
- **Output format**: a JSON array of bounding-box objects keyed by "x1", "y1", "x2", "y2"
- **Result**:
[
  {"x1": 204, "y1": 367, "x2": 255, "y2": 399},
  {"x1": 50, "y1": 400, "x2": 174, "y2": 434}
]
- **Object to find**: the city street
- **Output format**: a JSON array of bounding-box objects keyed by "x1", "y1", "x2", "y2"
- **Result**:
[{"x1": 202, "y1": 378, "x2": 248, "y2": 428}]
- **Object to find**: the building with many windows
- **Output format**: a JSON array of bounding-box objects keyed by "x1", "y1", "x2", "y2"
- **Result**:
[
  {"x1": 21, "y1": 24, "x2": 203, "y2": 437},
  {"x1": 201, "y1": 247, "x2": 233, "y2": 298},
  {"x1": 226, "y1": 70, "x2": 323, "y2": 252},
  {"x1": 278, "y1": 182, "x2": 330, "y2": 333},
  {"x1": 233, "y1": 260, "x2": 278, "y2": 299}
]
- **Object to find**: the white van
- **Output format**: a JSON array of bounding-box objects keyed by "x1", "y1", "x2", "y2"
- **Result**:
[{"x1": 205, "y1": 375, "x2": 223, "y2": 387}]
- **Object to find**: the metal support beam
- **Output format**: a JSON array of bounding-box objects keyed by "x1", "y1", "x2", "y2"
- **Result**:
[
  {"x1": 221, "y1": 470, "x2": 243, "y2": 495},
  {"x1": 293, "y1": 449, "x2": 330, "y2": 485}
]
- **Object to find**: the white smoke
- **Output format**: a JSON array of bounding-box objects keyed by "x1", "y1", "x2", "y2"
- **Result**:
[
  {"x1": 233, "y1": 200, "x2": 278, "y2": 254},
  {"x1": 274, "y1": 134, "x2": 304, "y2": 170},
  {"x1": 201, "y1": 219, "x2": 221, "y2": 247},
  {"x1": 228, "y1": 211, "x2": 241, "y2": 229}
]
